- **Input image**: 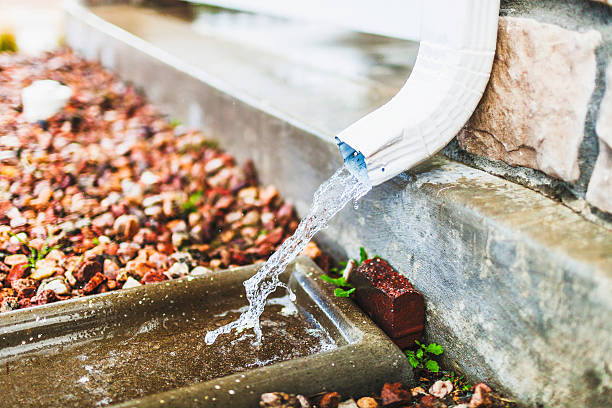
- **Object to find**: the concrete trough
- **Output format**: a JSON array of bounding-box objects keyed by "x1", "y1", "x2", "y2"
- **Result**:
[{"x1": 1, "y1": 257, "x2": 412, "y2": 407}]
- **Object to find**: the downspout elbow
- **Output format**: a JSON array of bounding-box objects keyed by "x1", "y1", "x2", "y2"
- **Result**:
[{"x1": 337, "y1": 0, "x2": 500, "y2": 186}]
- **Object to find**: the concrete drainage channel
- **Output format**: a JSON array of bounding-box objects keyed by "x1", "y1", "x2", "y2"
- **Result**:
[{"x1": 1, "y1": 257, "x2": 411, "y2": 407}]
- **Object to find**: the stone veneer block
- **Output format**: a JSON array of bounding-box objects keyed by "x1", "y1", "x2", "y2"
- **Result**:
[
  {"x1": 587, "y1": 64, "x2": 612, "y2": 213},
  {"x1": 459, "y1": 17, "x2": 601, "y2": 182}
]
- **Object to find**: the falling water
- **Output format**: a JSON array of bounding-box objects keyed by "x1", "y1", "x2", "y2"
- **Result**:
[{"x1": 205, "y1": 162, "x2": 371, "y2": 345}]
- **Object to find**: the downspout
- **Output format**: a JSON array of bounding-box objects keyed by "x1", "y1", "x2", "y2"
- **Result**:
[{"x1": 336, "y1": 0, "x2": 500, "y2": 186}]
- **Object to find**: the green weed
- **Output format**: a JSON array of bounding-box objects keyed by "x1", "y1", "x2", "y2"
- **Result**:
[
  {"x1": 9, "y1": 232, "x2": 59, "y2": 269},
  {"x1": 405, "y1": 341, "x2": 444, "y2": 373}
]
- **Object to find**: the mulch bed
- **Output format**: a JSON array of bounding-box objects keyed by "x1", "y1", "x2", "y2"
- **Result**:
[{"x1": 0, "y1": 48, "x2": 326, "y2": 313}]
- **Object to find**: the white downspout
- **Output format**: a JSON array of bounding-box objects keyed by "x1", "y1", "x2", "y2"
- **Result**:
[{"x1": 336, "y1": 0, "x2": 500, "y2": 186}]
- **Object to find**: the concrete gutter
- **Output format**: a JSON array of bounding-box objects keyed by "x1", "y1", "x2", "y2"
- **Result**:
[
  {"x1": 0, "y1": 257, "x2": 411, "y2": 407},
  {"x1": 64, "y1": 2, "x2": 612, "y2": 406}
]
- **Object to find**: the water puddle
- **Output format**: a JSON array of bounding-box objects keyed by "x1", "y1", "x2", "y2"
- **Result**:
[{"x1": 206, "y1": 162, "x2": 371, "y2": 345}]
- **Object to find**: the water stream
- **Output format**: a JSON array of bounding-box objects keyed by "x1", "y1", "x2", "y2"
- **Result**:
[{"x1": 205, "y1": 161, "x2": 371, "y2": 345}]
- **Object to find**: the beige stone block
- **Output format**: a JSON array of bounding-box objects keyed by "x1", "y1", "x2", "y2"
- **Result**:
[
  {"x1": 459, "y1": 17, "x2": 601, "y2": 182},
  {"x1": 587, "y1": 64, "x2": 612, "y2": 213}
]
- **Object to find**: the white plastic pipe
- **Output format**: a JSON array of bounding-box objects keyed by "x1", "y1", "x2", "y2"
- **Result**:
[{"x1": 336, "y1": 0, "x2": 500, "y2": 186}]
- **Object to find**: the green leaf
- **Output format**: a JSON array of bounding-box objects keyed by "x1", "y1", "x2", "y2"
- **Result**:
[
  {"x1": 425, "y1": 343, "x2": 444, "y2": 355},
  {"x1": 182, "y1": 190, "x2": 203, "y2": 212},
  {"x1": 407, "y1": 353, "x2": 419, "y2": 368},
  {"x1": 359, "y1": 247, "x2": 368, "y2": 263},
  {"x1": 334, "y1": 287, "x2": 355, "y2": 297},
  {"x1": 321, "y1": 274, "x2": 350, "y2": 287},
  {"x1": 92, "y1": 237, "x2": 100, "y2": 246},
  {"x1": 170, "y1": 118, "x2": 181, "y2": 128},
  {"x1": 416, "y1": 349, "x2": 424, "y2": 359},
  {"x1": 425, "y1": 360, "x2": 440, "y2": 373}
]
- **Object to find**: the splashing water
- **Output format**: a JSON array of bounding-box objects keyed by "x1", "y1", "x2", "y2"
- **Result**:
[{"x1": 205, "y1": 162, "x2": 371, "y2": 345}]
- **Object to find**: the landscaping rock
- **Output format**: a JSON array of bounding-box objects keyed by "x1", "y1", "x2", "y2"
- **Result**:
[
  {"x1": 429, "y1": 380, "x2": 453, "y2": 399},
  {"x1": 37, "y1": 277, "x2": 70, "y2": 296},
  {"x1": 356, "y1": 397, "x2": 378, "y2": 408},
  {"x1": 30, "y1": 259, "x2": 57, "y2": 280},
  {"x1": 4, "y1": 254, "x2": 28, "y2": 266},
  {"x1": 74, "y1": 257, "x2": 102, "y2": 283},
  {"x1": 459, "y1": 17, "x2": 601, "y2": 182},
  {"x1": 338, "y1": 398, "x2": 359, "y2": 408},
  {"x1": 380, "y1": 382, "x2": 411, "y2": 406},
  {"x1": 320, "y1": 392, "x2": 341, "y2": 408},
  {"x1": 122, "y1": 276, "x2": 142, "y2": 289},
  {"x1": 469, "y1": 384, "x2": 493, "y2": 408},
  {"x1": 259, "y1": 392, "x2": 311, "y2": 408},
  {"x1": 81, "y1": 272, "x2": 107, "y2": 295}
]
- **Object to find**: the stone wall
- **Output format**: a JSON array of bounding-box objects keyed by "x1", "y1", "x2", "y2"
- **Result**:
[{"x1": 443, "y1": 0, "x2": 612, "y2": 225}]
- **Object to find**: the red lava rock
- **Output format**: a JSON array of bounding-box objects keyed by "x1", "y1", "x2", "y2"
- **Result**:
[
  {"x1": 74, "y1": 257, "x2": 103, "y2": 283},
  {"x1": 320, "y1": 392, "x2": 341, "y2": 408},
  {"x1": 0, "y1": 49, "x2": 317, "y2": 314},
  {"x1": 381, "y1": 382, "x2": 411, "y2": 406},
  {"x1": 81, "y1": 272, "x2": 107, "y2": 295},
  {"x1": 276, "y1": 203, "x2": 294, "y2": 225},
  {"x1": 0, "y1": 296, "x2": 19, "y2": 312},
  {"x1": 246, "y1": 243, "x2": 274, "y2": 258},
  {"x1": 255, "y1": 227, "x2": 284, "y2": 246},
  {"x1": 0, "y1": 288, "x2": 17, "y2": 300},
  {"x1": 6, "y1": 263, "x2": 28, "y2": 284},
  {"x1": 31, "y1": 289, "x2": 59, "y2": 305},
  {"x1": 141, "y1": 270, "x2": 168, "y2": 284},
  {"x1": 107, "y1": 279, "x2": 118, "y2": 290},
  {"x1": 18, "y1": 298, "x2": 32, "y2": 309},
  {"x1": 11, "y1": 278, "x2": 37, "y2": 299},
  {"x1": 469, "y1": 383, "x2": 493, "y2": 408},
  {"x1": 351, "y1": 258, "x2": 424, "y2": 348},
  {"x1": 416, "y1": 394, "x2": 446, "y2": 408}
]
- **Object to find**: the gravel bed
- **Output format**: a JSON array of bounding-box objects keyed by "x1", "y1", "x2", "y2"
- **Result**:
[{"x1": 0, "y1": 49, "x2": 325, "y2": 312}]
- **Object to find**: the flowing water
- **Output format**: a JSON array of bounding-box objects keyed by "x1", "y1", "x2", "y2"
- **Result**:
[{"x1": 205, "y1": 162, "x2": 371, "y2": 345}]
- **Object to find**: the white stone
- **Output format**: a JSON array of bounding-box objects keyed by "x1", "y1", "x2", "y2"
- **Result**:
[
  {"x1": 164, "y1": 262, "x2": 189, "y2": 279},
  {"x1": 140, "y1": 171, "x2": 159, "y2": 185},
  {"x1": 338, "y1": 399, "x2": 359, "y2": 408},
  {"x1": 30, "y1": 259, "x2": 57, "y2": 280},
  {"x1": 122, "y1": 276, "x2": 142, "y2": 289},
  {"x1": 190, "y1": 266, "x2": 213, "y2": 276},
  {"x1": 37, "y1": 278, "x2": 69, "y2": 295},
  {"x1": 142, "y1": 194, "x2": 163, "y2": 207},
  {"x1": 21, "y1": 80, "x2": 72, "y2": 122},
  {"x1": 0, "y1": 135, "x2": 20, "y2": 148}
]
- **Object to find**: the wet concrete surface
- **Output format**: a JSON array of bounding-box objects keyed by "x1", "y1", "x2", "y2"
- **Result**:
[
  {"x1": 1, "y1": 276, "x2": 335, "y2": 407},
  {"x1": 1, "y1": 258, "x2": 411, "y2": 407},
  {"x1": 90, "y1": 3, "x2": 417, "y2": 135}
]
